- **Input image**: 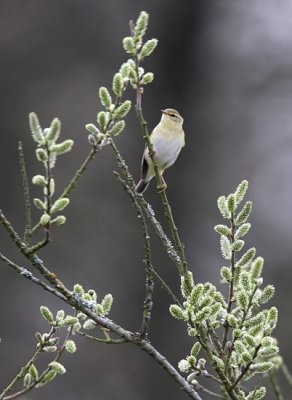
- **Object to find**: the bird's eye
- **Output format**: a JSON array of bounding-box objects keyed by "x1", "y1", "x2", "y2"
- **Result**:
[{"x1": 170, "y1": 113, "x2": 176, "y2": 118}]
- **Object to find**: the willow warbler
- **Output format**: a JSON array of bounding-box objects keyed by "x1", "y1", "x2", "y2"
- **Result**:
[{"x1": 135, "y1": 108, "x2": 185, "y2": 194}]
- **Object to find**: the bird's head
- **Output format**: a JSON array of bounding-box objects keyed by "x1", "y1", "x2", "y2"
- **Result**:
[{"x1": 160, "y1": 108, "x2": 184, "y2": 128}]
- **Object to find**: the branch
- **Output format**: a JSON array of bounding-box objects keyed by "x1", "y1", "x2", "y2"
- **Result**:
[
  {"x1": 0, "y1": 252, "x2": 66, "y2": 301},
  {"x1": 114, "y1": 171, "x2": 181, "y2": 307},
  {"x1": 18, "y1": 142, "x2": 32, "y2": 245},
  {"x1": 77, "y1": 331, "x2": 127, "y2": 345}
]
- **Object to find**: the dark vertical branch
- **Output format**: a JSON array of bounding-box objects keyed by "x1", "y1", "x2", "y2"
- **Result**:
[{"x1": 18, "y1": 142, "x2": 32, "y2": 245}]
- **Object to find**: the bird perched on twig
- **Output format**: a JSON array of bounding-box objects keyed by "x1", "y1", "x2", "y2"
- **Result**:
[{"x1": 135, "y1": 108, "x2": 185, "y2": 194}]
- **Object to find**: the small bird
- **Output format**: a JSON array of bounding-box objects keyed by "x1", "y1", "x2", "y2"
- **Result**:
[{"x1": 135, "y1": 108, "x2": 185, "y2": 194}]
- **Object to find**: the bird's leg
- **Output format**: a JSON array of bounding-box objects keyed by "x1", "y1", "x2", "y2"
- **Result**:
[
  {"x1": 148, "y1": 149, "x2": 156, "y2": 157},
  {"x1": 157, "y1": 174, "x2": 167, "y2": 192}
]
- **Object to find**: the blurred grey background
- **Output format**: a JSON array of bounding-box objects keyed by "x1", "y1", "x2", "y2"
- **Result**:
[{"x1": 1, "y1": 0, "x2": 292, "y2": 399}]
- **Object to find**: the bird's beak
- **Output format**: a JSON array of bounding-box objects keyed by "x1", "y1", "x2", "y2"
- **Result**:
[{"x1": 161, "y1": 109, "x2": 167, "y2": 115}]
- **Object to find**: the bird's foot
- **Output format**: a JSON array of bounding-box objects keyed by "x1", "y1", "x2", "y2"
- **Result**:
[
  {"x1": 148, "y1": 149, "x2": 156, "y2": 157},
  {"x1": 157, "y1": 182, "x2": 167, "y2": 192}
]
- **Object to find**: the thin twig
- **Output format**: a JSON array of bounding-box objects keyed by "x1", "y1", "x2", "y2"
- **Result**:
[
  {"x1": 60, "y1": 145, "x2": 99, "y2": 199},
  {"x1": 114, "y1": 171, "x2": 181, "y2": 306},
  {"x1": 77, "y1": 331, "x2": 127, "y2": 344},
  {"x1": 0, "y1": 252, "x2": 66, "y2": 301},
  {"x1": 222, "y1": 212, "x2": 235, "y2": 350},
  {"x1": 114, "y1": 171, "x2": 154, "y2": 338},
  {"x1": 110, "y1": 139, "x2": 181, "y2": 270},
  {"x1": 193, "y1": 382, "x2": 224, "y2": 399},
  {"x1": 18, "y1": 142, "x2": 32, "y2": 245}
]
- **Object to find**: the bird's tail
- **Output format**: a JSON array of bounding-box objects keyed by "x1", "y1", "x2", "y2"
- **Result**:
[{"x1": 135, "y1": 179, "x2": 149, "y2": 194}]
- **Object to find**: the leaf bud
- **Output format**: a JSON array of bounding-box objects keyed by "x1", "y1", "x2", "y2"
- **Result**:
[
  {"x1": 235, "y1": 223, "x2": 251, "y2": 239},
  {"x1": 101, "y1": 294, "x2": 113, "y2": 315},
  {"x1": 65, "y1": 339, "x2": 77, "y2": 353},
  {"x1": 40, "y1": 306, "x2": 54, "y2": 323},
  {"x1": 191, "y1": 342, "x2": 201, "y2": 358},
  {"x1": 232, "y1": 240, "x2": 244, "y2": 252},
  {"x1": 110, "y1": 120, "x2": 125, "y2": 136},
  {"x1": 47, "y1": 118, "x2": 61, "y2": 143},
  {"x1": 217, "y1": 195, "x2": 231, "y2": 219},
  {"x1": 178, "y1": 359, "x2": 191, "y2": 373},
  {"x1": 140, "y1": 39, "x2": 158, "y2": 58},
  {"x1": 32, "y1": 175, "x2": 46, "y2": 186},
  {"x1": 235, "y1": 201, "x2": 252, "y2": 226},
  {"x1": 113, "y1": 100, "x2": 132, "y2": 119},
  {"x1": 40, "y1": 214, "x2": 51, "y2": 226},
  {"x1": 50, "y1": 139, "x2": 74, "y2": 155},
  {"x1": 220, "y1": 235, "x2": 232, "y2": 260},
  {"x1": 83, "y1": 319, "x2": 97, "y2": 330},
  {"x1": 49, "y1": 361, "x2": 66, "y2": 375},
  {"x1": 36, "y1": 148, "x2": 48, "y2": 162},
  {"x1": 99, "y1": 86, "x2": 112, "y2": 108},
  {"x1": 97, "y1": 111, "x2": 108, "y2": 130},
  {"x1": 169, "y1": 304, "x2": 185, "y2": 320},
  {"x1": 122, "y1": 37, "x2": 136, "y2": 54},
  {"x1": 140, "y1": 72, "x2": 154, "y2": 85},
  {"x1": 29, "y1": 112, "x2": 43, "y2": 143},
  {"x1": 227, "y1": 194, "x2": 236, "y2": 212},
  {"x1": 50, "y1": 198, "x2": 70, "y2": 213},
  {"x1": 51, "y1": 215, "x2": 66, "y2": 225},
  {"x1": 134, "y1": 11, "x2": 149, "y2": 38},
  {"x1": 234, "y1": 180, "x2": 248, "y2": 205},
  {"x1": 238, "y1": 247, "x2": 256, "y2": 267},
  {"x1": 29, "y1": 364, "x2": 38, "y2": 381},
  {"x1": 86, "y1": 123, "x2": 100, "y2": 136},
  {"x1": 73, "y1": 284, "x2": 84, "y2": 295}
]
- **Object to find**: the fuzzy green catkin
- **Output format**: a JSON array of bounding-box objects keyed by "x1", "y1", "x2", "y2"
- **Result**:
[
  {"x1": 189, "y1": 284, "x2": 204, "y2": 306},
  {"x1": 140, "y1": 39, "x2": 158, "y2": 58},
  {"x1": 246, "y1": 387, "x2": 266, "y2": 400},
  {"x1": 169, "y1": 304, "x2": 185, "y2": 320},
  {"x1": 251, "y1": 257, "x2": 264, "y2": 281},
  {"x1": 29, "y1": 364, "x2": 38, "y2": 381},
  {"x1": 99, "y1": 87, "x2": 112, "y2": 108},
  {"x1": 49, "y1": 361, "x2": 66, "y2": 375},
  {"x1": 86, "y1": 123, "x2": 100, "y2": 136},
  {"x1": 232, "y1": 239, "x2": 244, "y2": 252},
  {"x1": 47, "y1": 118, "x2": 61, "y2": 143},
  {"x1": 36, "y1": 148, "x2": 48, "y2": 162},
  {"x1": 214, "y1": 224, "x2": 231, "y2": 236},
  {"x1": 110, "y1": 120, "x2": 126, "y2": 136},
  {"x1": 29, "y1": 112, "x2": 43, "y2": 143},
  {"x1": 50, "y1": 139, "x2": 74, "y2": 155},
  {"x1": 238, "y1": 247, "x2": 256, "y2": 266},
  {"x1": 114, "y1": 100, "x2": 132, "y2": 118},
  {"x1": 227, "y1": 193, "x2": 236, "y2": 212},
  {"x1": 220, "y1": 266, "x2": 232, "y2": 282},
  {"x1": 235, "y1": 223, "x2": 251, "y2": 239},
  {"x1": 101, "y1": 294, "x2": 113, "y2": 315},
  {"x1": 65, "y1": 340, "x2": 77, "y2": 353},
  {"x1": 112, "y1": 72, "x2": 124, "y2": 97},
  {"x1": 234, "y1": 180, "x2": 249, "y2": 204},
  {"x1": 32, "y1": 175, "x2": 46, "y2": 186},
  {"x1": 134, "y1": 11, "x2": 149, "y2": 38},
  {"x1": 235, "y1": 201, "x2": 252, "y2": 225},
  {"x1": 50, "y1": 198, "x2": 70, "y2": 213},
  {"x1": 258, "y1": 285, "x2": 275, "y2": 304},
  {"x1": 140, "y1": 72, "x2": 154, "y2": 85},
  {"x1": 220, "y1": 235, "x2": 232, "y2": 260},
  {"x1": 191, "y1": 342, "x2": 201, "y2": 357},
  {"x1": 40, "y1": 306, "x2": 54, "y2": 323},
  {"x1": 217, "y1": 196, "x2": 230, "y2": 219}
]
